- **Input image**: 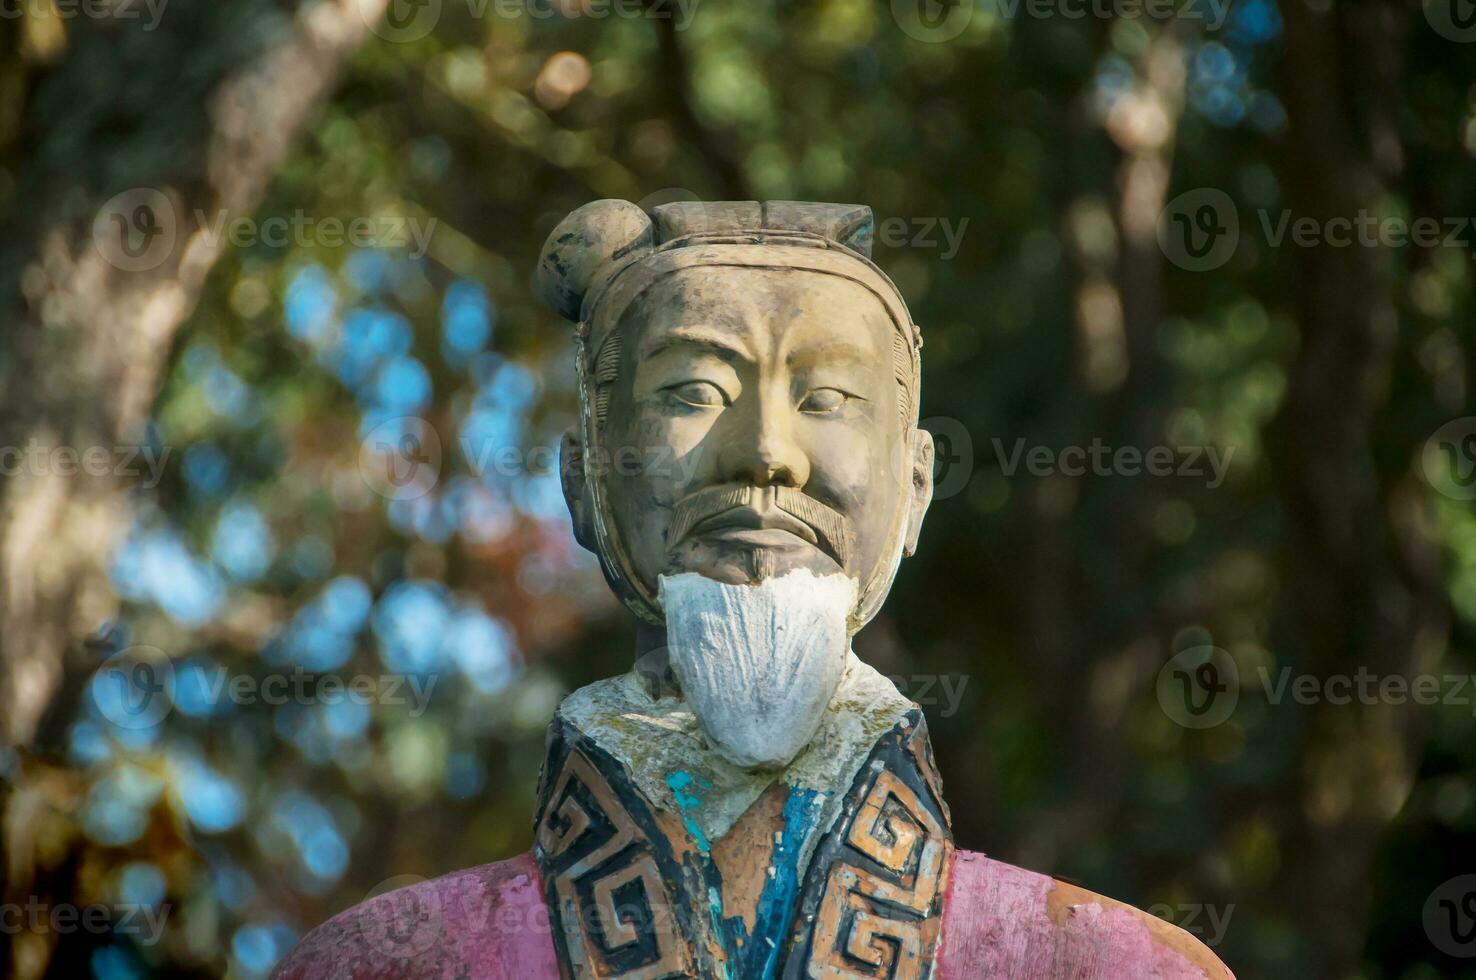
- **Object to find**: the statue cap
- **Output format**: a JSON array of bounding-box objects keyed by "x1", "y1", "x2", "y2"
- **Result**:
[{"x1": 536, "y1": 201, "x2": 913, "y2": 347}]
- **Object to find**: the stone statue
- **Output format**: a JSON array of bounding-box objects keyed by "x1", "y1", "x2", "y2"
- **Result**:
[{"x1": 275, "y1": 201, "x2": 1234, "y2": 979}]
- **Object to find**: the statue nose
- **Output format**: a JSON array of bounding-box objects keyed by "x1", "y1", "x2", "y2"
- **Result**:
[{"x1": 722, "y1": 395, "x2": 810, "y2": 488}]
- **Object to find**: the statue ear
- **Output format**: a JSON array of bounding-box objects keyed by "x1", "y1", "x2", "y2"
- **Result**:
[
  {"x1": 903, "y1": 428, "x2": 934, "y2": 558},
  {"x1": 560, "y1": 429, "x2": 597, "y2": 553}
]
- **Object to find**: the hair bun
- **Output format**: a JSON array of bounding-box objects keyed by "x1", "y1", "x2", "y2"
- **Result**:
[{"x1": 535, "y1": 199, "x2": 655, "y2": 322}]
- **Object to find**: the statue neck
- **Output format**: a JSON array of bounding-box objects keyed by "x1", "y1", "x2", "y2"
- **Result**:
[{"x1": 631, "y1": 620, "x2": 680, "y2": 699}]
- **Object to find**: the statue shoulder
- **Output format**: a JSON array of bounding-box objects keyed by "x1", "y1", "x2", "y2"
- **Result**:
[
  {"x1": 271, "y1": 852, "x2": 558, "y2": 980},
  {"x1": 939, "y1": 850, "x2": 1235, "y2": 979}
]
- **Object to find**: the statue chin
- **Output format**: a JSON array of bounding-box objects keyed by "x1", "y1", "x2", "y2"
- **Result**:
[{"x1": 657, "y1": 568, "x2": 857, "y2": 770}]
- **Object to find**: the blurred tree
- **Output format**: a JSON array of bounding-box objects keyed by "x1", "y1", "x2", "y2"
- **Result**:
[
  {"x1": 1, "y1": 1, "x2": 1473, "y2": 978},
  {"x1": 0, "y1": 1, "x2": 388, "y2": 974},
  {"x1": 1257, "y1": 2, "x2": 1450, "y2": 975}
]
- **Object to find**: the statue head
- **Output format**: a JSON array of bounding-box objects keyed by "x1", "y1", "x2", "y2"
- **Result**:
[
  {"x1": 537, "y1": 200, "x2": 933, "y2": 769},
  {"x1": 538, "y1": 199, "x2": 934, "y2": 633}
]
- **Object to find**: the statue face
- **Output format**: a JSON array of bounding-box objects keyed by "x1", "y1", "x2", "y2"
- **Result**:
[{"x1": 566, "y1": 265, "x2": 933, "y2": 596}]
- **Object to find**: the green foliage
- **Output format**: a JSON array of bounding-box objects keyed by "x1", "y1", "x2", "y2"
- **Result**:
[{"x1": 11, "y1": 1, "x2": 1476, "y2": 978}]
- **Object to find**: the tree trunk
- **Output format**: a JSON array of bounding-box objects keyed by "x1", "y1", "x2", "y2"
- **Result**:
[
  {"x1": 1265, "y1": 0, "x2": 1447, "y2": 974},
  {"x1": 0, "y1": 1, "x2": 386, "y2": 974}
]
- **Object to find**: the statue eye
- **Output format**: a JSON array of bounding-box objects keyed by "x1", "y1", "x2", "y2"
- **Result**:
[
  {"x1": 799, "y1": 387, "x2": 851, "y2": 414},
  {"x1": 665, "y1": 381, "x2": 728, "y2": 409}
]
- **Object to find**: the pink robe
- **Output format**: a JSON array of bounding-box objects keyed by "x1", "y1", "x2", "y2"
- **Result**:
[{"x1": 273, "y1": 850, "x2": 1234, "y2": 979}]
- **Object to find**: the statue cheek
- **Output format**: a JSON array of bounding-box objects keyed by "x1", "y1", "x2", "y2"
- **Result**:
[
  {"x1": 805, "y1": 430, "x2": 877, "y2": 496},
  {"x1": 633, "y1": 412, "x2": 706, "y2": 456},
  {"x1": 808, "y1": 438, "x2": 911, "y2": 557}
]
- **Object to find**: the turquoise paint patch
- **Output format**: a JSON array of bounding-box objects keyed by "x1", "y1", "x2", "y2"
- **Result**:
[
  {"x1": 734, "y1": 787, "x2": 825, "y2": 979},
  {"x1": 706, "y1": 886, "x2": 732, "y2": 980},
  {"x1": 665, "y1": 775, "x2": 826, "y2": 978},
  {"x1": 666, "y1": 771, "x2": 714, "y2": 854}
]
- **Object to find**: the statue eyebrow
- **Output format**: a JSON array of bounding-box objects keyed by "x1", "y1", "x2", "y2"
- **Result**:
[
  {"x1": 639, "y1": 326, "x2": 755, "y2": 364},
  {"x1": 787, "y1": 341, "x2": 870, "y2": 369}
]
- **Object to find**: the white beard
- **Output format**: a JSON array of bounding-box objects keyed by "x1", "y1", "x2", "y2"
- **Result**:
[{"x1": 657, "y1": 569, "x2": 858, "y2": 771}]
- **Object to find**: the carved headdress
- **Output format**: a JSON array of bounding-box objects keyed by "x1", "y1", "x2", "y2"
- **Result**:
[{"x1": 535, "y1": 200, "x2": 923, "y2": 630}]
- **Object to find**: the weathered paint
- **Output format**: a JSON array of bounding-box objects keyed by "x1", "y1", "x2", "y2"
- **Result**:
[
  {"x1": 778, "y1": 722, "x2": 952, "y2": 978},
  {"x1": 705, "y1": 885, "x2": 733, "y2": 980},
  {"x1": 535, "y1": 708, "x2": 952, "y2": 977},
  {"x1": 934, "y1": 850, "x2": 1236, "y2": 979},
  {"x1": 735, "y1": 786, "x2": 823, "y2": 979},
  {"x1": 668, "y1": 770, "x2": 826, "y2": 979},
  {"x1": 666, "y1": 769, "x2": 714, "y2": 854},
  {"x1": 277, "y1": 715, "x2": 1233, "y2": 980},
  {"x1": 273, "y1": 848, "x2": 1237, "y2": 979},
  {"x1": 555, "y1": 655, "x2": 914, "y2": 845},
  {"x1": 269, "y1": 852, "x2": 558, "y2": 980}
]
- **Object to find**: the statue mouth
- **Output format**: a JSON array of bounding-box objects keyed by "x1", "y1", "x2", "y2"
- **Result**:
[
  {"x1": 667, "y1": 485, "x2": 852, "y2": 570},
  {"x1": 690, "y1": 505, "x2": 819, "y2": 548}
]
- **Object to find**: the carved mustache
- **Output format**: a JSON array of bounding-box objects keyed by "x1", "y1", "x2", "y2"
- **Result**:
[{"x1": 666, "y1": 484, "x2": 853, "y2": 570}]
